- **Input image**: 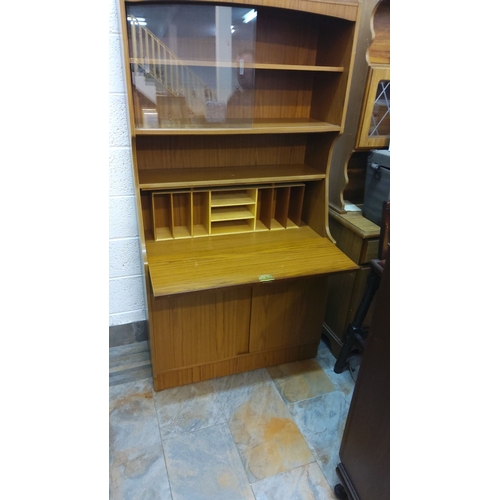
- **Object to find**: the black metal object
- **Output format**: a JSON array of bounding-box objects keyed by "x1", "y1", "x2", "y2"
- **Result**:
[
  {"x1": 334, "y1": 483, "x2": 348, "y2": 499},
  {"x1": 333, "y1": 263, "x2": 381, "y2": 374}
]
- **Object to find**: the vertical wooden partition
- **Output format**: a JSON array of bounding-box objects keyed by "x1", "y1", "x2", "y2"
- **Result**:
[
  {"x1": 152, "y1": 192, "x2": 173, "y2": 241},
  {"x1": 192, "y1": 191, "x2": 210, "y2": 237},
  {"x1": 172, "y1": 191, "x2": 192, "y2": 238},
  {"x1": 289, "y1": 185, "x2": 306, "y2": 227}
]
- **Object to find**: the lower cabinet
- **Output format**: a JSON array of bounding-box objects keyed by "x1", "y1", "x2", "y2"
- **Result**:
[{"x1": 148, "y1": 276, "x2": 327, "y2": 391}]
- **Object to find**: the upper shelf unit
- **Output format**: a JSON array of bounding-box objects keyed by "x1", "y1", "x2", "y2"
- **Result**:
[{"x1": 124, "y1": 3, "x2": 355, "y2": 132}]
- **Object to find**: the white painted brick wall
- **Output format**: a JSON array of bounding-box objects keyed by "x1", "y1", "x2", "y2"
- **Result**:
[{"x1": 109, "y1": 0, "x2": 147, "y2": 327}]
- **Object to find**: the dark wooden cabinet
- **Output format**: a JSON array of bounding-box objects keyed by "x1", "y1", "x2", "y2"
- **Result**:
[
  {"x1": 323, "y1": 209, "x2": 380, "y2": 356},
  {"x1": 335, "y1": 251, "x2": 390, "y2": 500}
]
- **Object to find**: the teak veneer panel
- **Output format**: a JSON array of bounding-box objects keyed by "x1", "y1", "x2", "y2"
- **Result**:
[
  {"x1": 153, "y1": 342, "x2": 319, "y2": 390},
  {"x1": 135, "y1": 134, "x2": 308, "y2": 171},
  {"x1": 125, "y1": 0, "x2": 358, "y2": 22},
  {"x1": 368, "y1": 0, "x2": 390, "y2": 65},
  {"x1": 146, "y1": 226, "x2": 357, "y2": 296},
  {"x1": 138, "y1": 165, "x2": 325, "y2": 189},
  {"x1": 134, "y1": 118, "x2": 341, "y2": 135},
  {"x1": 150, "y1": 287, "x2": 252, "y2": 372},
  {"x1": 249, "y1": 277, "x2": 328, "y2": 352}
]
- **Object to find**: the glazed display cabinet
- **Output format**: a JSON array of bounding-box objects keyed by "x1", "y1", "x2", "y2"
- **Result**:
[{"x1": 119, "y1": 0, "x2": 360, "y2": 391}]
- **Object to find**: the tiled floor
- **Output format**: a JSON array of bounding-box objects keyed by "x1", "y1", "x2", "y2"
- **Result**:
[{"x1": 109, "y1": 337, "x2": 355, "y2": 500}]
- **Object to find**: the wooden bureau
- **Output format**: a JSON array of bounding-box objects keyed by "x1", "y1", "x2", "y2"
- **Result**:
[{"x1": 118, "y1": 0, "x2": 360, "y2": 391}]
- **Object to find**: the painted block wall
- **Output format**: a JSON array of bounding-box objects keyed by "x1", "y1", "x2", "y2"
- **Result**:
[{"x1": 109, "y1": 0, "x2": 147, "y2": 326}]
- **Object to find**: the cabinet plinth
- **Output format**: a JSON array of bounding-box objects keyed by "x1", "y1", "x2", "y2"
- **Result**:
[{"x1": 120, "y1": 0, "x2": 359, "y2": 390}]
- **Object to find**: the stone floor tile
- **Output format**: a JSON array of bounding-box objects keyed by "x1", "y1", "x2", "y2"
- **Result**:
[
  {"x1": 287, "y1": 391, "x2": 349, "y2": 490},
  {"x1": 212, "y1": 369, "x2": 314, "y2": 483},
  {"x1": 153, "y1": 379, "x2": 225, "y2": 439},
  {"x1": 109, "y1": 379, "x2": 171, "y2": 499},
  {"x1": 315, "y1": 349, "x2": 356, "y2": 402},
  {"x1": 109, "y1": 379, "x2": 160, "y2": 454},
  {"x1": 162, "y1": 423, "x2": 254, "y2": 500},
  {"x1": 110, "y1": 444, "x2": 172, "y2": 500},
  {"x1": 318, "y1": 336, "x2": 330, "y2": 351},
  {"x1": 109, "y1": 345, "x2": 354, "y2": 499},
  {"x1": 251, "y1": 462, "x2": 336, "y2": 500},
  {"x1": 267, "y1": 359, "x2": 335, "y2": 405}
]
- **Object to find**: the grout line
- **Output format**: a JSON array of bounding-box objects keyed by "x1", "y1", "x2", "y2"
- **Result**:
[
  {"x1": 108, "y1": 192, "x2": 136, "y2": 198},
  {"x1": 109, "y1": 308, "x2": 146, "y2": 320},
  {"x1": 152, "y1": 390, "x2": 175, "y2": 500},
  {"x1": 108, "y1": 235, "x2": 141, "y2": 242},
  {"x1": 108, "y1": 274, "x2": 144, "y2": 281}
]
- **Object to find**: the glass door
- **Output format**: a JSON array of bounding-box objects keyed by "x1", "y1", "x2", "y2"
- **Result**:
[{"x1": 125, "y1": 2, "x2": 258, "y2": 129}]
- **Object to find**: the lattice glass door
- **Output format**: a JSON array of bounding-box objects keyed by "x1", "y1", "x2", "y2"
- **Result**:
[
  {"x1": 356, "y1": 65, "x2": 390, "y2": 148},
  {"x1": 369, "y1": 79, "x2": 390, "y2": 136}
]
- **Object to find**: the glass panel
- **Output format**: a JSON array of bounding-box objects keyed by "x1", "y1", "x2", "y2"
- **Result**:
[
  {"x1": 369, "y1": 80, "x2": 390, "y2": 137},
  {"x1": 125, "y1": 3, "x2": 257, "y2": 129}
]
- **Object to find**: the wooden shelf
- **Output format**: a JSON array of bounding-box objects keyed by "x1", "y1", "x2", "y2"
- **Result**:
[
  {"x1": 130, "y1": 58, "x2": 344, "y2": 73},
  {"x1": 135, "y1": 118, "x2": 341, "y2": 136},
  {"x1": 211, "y1": 220, "x2": 254, "y2": 236},
  {"x1": 211, "y1": 192, "x2": 256, "y2": 206},
  {"x1": 211, "y1": 206, "x2": 255, "y2": 222},
  {"x1": 155, "y1": 227, "x2": 173, "y2": 241},
  {"x1": 193, "y1": 224, "x2": 209, "y2": 238},
  {"x1": 328, "y1": 207, "x2": 380, "y2": 239},
  {"x1": 139, "y1": 164, "x2": 325, "y2": 190},
  {"x1": 146, "y1": 226, "x2": 358, "y2": 296},
  {"x1": 172, "y1": 226, "x2": 191, "y2": 239}
]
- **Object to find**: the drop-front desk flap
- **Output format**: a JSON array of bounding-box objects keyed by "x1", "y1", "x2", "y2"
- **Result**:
[{"x1": 146, "y1": 226, "x2": 358, "y2": 297}]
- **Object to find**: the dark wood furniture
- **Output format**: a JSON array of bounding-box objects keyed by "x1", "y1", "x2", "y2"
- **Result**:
[
  {"x1": 335, "y1": 249, "x2": 390, "y2": 500},
  {"x1": 333, "y1": 201, "x2": 389, "y2": 373},
  {"x1": 323, "y1": 210, "x2": 380, "y2": 357}
]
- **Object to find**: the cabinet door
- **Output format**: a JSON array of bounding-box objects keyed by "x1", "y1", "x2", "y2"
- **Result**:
[
  {"x1": 150, "y1": 287, "x2": 252, "y2": 372},
  {"x1": 356, "y1": 65, "x2": 390, "y2": 149},
  {"x1": 125, "y1": 2, "x2": 257, "y2": 130},
  {"x1": 249, "y1": 276, "x2": 328, "y2": 352}
]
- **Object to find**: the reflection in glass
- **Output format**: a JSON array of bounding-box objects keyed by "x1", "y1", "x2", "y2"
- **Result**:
[
  {"x1": 126, "y1": 3, "x2": 257, "y2": 129},
  {"x1": 369, "y1": 80, "x2": 390, "y2": 137},
  {"x1": 226, "y1": 50, "x2": 254, "y2": 121}
]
